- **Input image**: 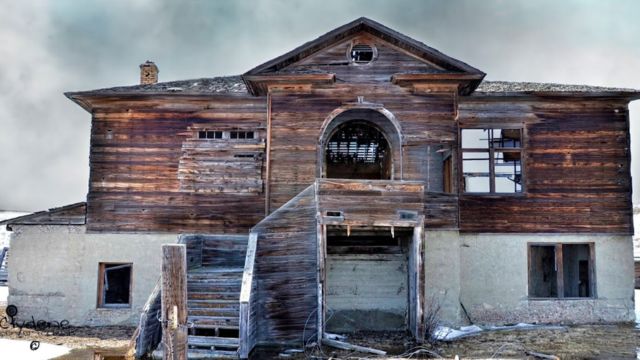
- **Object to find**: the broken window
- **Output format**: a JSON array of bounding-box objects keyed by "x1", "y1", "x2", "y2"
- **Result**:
[
  {"x1": 350, "y1": 44, "x2": 374, "y2": 63},
  {"x1": 461, "y1": 128, "x2": 522, "y2": 193},
  {"x1": 325, "y1": 121, "x2": 391, "y2": 179},
  {"x1": 528, "y1": 244, "x2": 595, "y2": 298},
  {"x1": 98, "y1": 263, "x2": 132, "y2": 308}
]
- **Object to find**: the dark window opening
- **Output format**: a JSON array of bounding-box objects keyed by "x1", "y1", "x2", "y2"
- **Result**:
[
  {"x1": 98, "y1": 263, "x2": 132, "y2": 307},
  {"x1": 230, "y1": 131, "x2": 254, "y2": 140},
  {"x1": 198, "y1": 130, "x2": 223, "y2": 139},
  {"x1": 461, "y1": 128, "x2": 523, "y2": 194},
  {"x1": 528, "y1": 244, "x2": 594, "y2": 298},
  {"x1": 325, "y1": 122, "x2": 391, "y2": 179},
  {"x1": 326, "y1": 211, "x2": 344, "y2": 218},
  {"x1": 327, "y1": 234, "x2": 406, "y2": 255},
  {"x1": 351, "y1": 44, "x2": 374, "y2": 63}
]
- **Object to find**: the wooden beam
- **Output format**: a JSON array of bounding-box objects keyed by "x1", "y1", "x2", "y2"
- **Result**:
[
  {"x1": 555, "y1": 244, "x2": 564, "y2": 298},
  {"x1": 413, "y1": 222, "x2": 425, "y2": 341},
  {"x1": 239, "y1": 232, "x2": 258, "y2": 359},
  {"x1": 161, "y1": 245, "x2": 188, "y2": 360}
]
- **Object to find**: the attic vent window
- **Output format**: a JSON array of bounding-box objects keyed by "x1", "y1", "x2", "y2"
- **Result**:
[{"x1": 350, "y1": 44, "x2": 374, "y2": 63}]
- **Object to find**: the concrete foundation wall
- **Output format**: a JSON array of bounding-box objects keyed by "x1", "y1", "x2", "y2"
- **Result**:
[
  {"x1": 458, "y1": 233, "x2": 635, "y2": 325},
  {"x1": 8, "y1": 225, "x2": 176, "y2": 326},
  {"x1": 326, "y1": 253, "x2": 408, "y2": 332}
]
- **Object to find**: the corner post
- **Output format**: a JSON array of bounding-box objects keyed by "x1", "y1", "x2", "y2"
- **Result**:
[{"x1": 161, "y1": 244, "x2": 188, "y2": 360}]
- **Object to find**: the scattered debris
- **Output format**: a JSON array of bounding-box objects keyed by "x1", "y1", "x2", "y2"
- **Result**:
[
  {"x1": 434, "y1": 323, "x2": 566, "y2": 341},
  {"x1": 525, "y1": 350, "x2": 560, "y2": 360},
  {"x1": 321, "y1": 337, "x2": 387, "y2": 356}
]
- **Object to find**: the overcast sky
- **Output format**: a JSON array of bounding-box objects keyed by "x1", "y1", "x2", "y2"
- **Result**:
[{"x1": 0, "y1": 0, "x2": 639, "y2": 211}]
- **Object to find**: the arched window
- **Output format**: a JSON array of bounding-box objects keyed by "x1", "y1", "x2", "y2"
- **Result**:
[{"x1": 325, "y1": 121, "x2": 391, "y2": 179}]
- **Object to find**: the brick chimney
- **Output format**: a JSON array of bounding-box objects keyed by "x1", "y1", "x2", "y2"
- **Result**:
[{"x1": 139, "y1": 61, "x2": 158, "y2": 85}]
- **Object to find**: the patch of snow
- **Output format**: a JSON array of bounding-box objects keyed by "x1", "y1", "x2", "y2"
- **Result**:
[
  {"x1": 433, "y1": 325, "x2": 483, "y2": 340},
  {"x1": 433, "y1": 323, "x2": 566, "y2": 341},
  {"x1": 0, "y1": 286, "x2": 7, "y2": 306},
  {"x1": 0, "y1": 339, "x2": 70, "y2": 359}
]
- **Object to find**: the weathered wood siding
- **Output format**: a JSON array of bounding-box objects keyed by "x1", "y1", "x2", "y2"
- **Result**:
[
  {"x1": 86, "y1": 96, "x2": 267, "y2": 233},
  {"x1": 284, "y1": 33, "x2": 445, "y2": 83},
  {"x1": 252, "y1": 186, "x2": 318, "y2": 344},
  {"x1": 268, "y1": 84, "x2": 457, "y2": 217},
  {"x1": 316, "y1": 179, "x2": 424, "y2": 227},
  {"x1": 458, "y1": 97, "x2": 633, "y2": 234}
]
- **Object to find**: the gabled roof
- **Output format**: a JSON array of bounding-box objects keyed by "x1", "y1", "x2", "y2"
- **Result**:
[
  {"x1": 0, "y1": 202, "x2": 86, "y2": 228},
  {"x1": 244, "y1": 17, "x2": 484, "y2": 76},
  {"x1": 242, "y1": 17, "x2": 486, "y2": 96}
]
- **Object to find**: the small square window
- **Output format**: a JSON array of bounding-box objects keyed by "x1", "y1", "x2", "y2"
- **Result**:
[
  {"x1": 230, "y1": 132, "x2": 238, "y2": 139},
  {"x1": 98, "y1": 263, "x2": 132, "y2": 308},
  {"x1": 198, "y1": 131, "x2": 207, "y2": 139},
  {"x1": 214, "y1": 131, "x2": 223, "y2": 139}
]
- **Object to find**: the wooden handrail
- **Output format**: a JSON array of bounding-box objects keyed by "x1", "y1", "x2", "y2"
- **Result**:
[{"x1": 239, "y1": 232, "x2": 258, "y2": 359}]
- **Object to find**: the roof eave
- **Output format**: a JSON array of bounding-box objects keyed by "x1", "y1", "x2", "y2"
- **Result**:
[{"x1": 469, "y1": 91, "x2": 640, "y2": 101}]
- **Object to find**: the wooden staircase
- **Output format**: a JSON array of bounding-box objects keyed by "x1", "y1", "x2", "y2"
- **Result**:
[
  {"x1": 185, "y1": 235, "x2": 247, "y2": 359},
  {"x1": 147, "y1": 234, "x2": 248, "y2": 359}
]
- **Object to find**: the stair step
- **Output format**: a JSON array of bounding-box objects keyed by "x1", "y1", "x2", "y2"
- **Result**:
[
  {"x1": 188, "y1": 292, "x2": 240, "y2": 301},
  {"x1": 187, "y1": 299, "x2": 240, "y2": 309},
  {"x1": 152, "y1": 348, "x2": 238, "y2": 359},
  {"x1": 188, "y1": 335, "x2": 239, "y2": 348},
  {"x1": 189, "y1": 267, "x2": 244, "y2": 274},
  {"x1": 188, "y1": 285, "x2": 241, "y2": 294},
  {"x1": 189, "y1": 308, "x2": 239, "y2": 317},
  {"x1": 189, "y1": 316, "x2": 239, "y2": 328}
]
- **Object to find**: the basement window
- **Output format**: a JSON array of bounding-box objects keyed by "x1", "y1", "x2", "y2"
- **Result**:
[
  {"x1": 461, "y1": 128, "x2": 523, "y2": 194},
  {"x1": 350, "y1": 44, "x2": 375, "y2": 64},
  {"x1": 528, "y1": 244, "x2": 595, "y2": 299},
  {"x1": 98, "y1": 263, "x2": 132, "y2": 308}
]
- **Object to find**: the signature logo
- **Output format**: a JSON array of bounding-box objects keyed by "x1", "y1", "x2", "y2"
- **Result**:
[{"x1": 0, "y1": 305, "x2": 73, "y2": 336}]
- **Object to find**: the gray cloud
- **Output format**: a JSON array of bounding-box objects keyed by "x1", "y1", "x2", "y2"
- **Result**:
[{"x1": 0, "y1": 0, "x2": 638, "y2": 211}]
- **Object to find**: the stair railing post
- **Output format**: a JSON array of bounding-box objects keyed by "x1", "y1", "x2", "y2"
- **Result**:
[{"x1": 161, "y1": 244, "x2": 188, "y2": 360}]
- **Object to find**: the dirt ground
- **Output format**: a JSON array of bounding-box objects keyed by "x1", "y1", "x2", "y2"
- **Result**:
[
  {"x1": 0, "y1": 308, "x2": 134, "y2": 353},
  {"x1": 256, "y1": 324, "x2": 640, "y2": 359},
  {"x1": 0, "y1": 304, "x2": 638, "y2": 359}
]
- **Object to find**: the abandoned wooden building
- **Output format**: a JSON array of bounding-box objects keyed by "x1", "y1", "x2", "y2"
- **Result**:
[{"x1": 2, "y1": 17, "x2": 639, "y2": 358}]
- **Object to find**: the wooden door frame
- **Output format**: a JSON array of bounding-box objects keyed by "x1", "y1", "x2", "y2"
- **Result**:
[{"x1": 316, "y1": 221, "x2": 425, "y2": 342}]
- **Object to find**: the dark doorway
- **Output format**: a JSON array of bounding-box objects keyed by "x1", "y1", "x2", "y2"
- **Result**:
[{"x1": 325, "y1": 121, "x2": 391, "y2": 179}]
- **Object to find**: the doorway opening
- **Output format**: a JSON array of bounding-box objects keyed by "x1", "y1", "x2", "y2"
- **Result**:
[{"x1": 325, "y1": 227, "x2": 412, "y2": 333}]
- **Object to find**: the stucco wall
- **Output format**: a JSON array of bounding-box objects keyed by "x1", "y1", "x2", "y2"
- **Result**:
[
  {"x1": 424, "y1": 231, "x2": 635, "y2": 326},
  {"x1": 459, "y1": 233, "x2": 635, "y2": 324},
  {"x1": 8, "y1": 225, "x2": 176, "y2": 326}
]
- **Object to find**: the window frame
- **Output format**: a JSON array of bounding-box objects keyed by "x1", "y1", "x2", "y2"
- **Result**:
[
  {"x1": 97, "y1": 262, "x2": 133, "y2": 309},
  {"x1": 459, "y1": 126, "x2": 525, "y2": 195},
  {"x1": 196, "y1": 130, "x2": 255, "y2": 141},
  {"x1": 527, "y1": 243, "x2": 597, "y2": 300}
]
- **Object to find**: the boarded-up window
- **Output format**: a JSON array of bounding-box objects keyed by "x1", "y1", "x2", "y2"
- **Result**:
[
  {"x1": 461, "y1": 128, "x2": 522, "y2": 193},
  {"x1": 98, "y1": 263, "x2": 132, "y2": 308},
  {"x1": 528, "y1": 244, "x2": 595, "y2": 298},
  {"x1": 180, "y1": 126, "x2": 264, "y2": 193}
]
